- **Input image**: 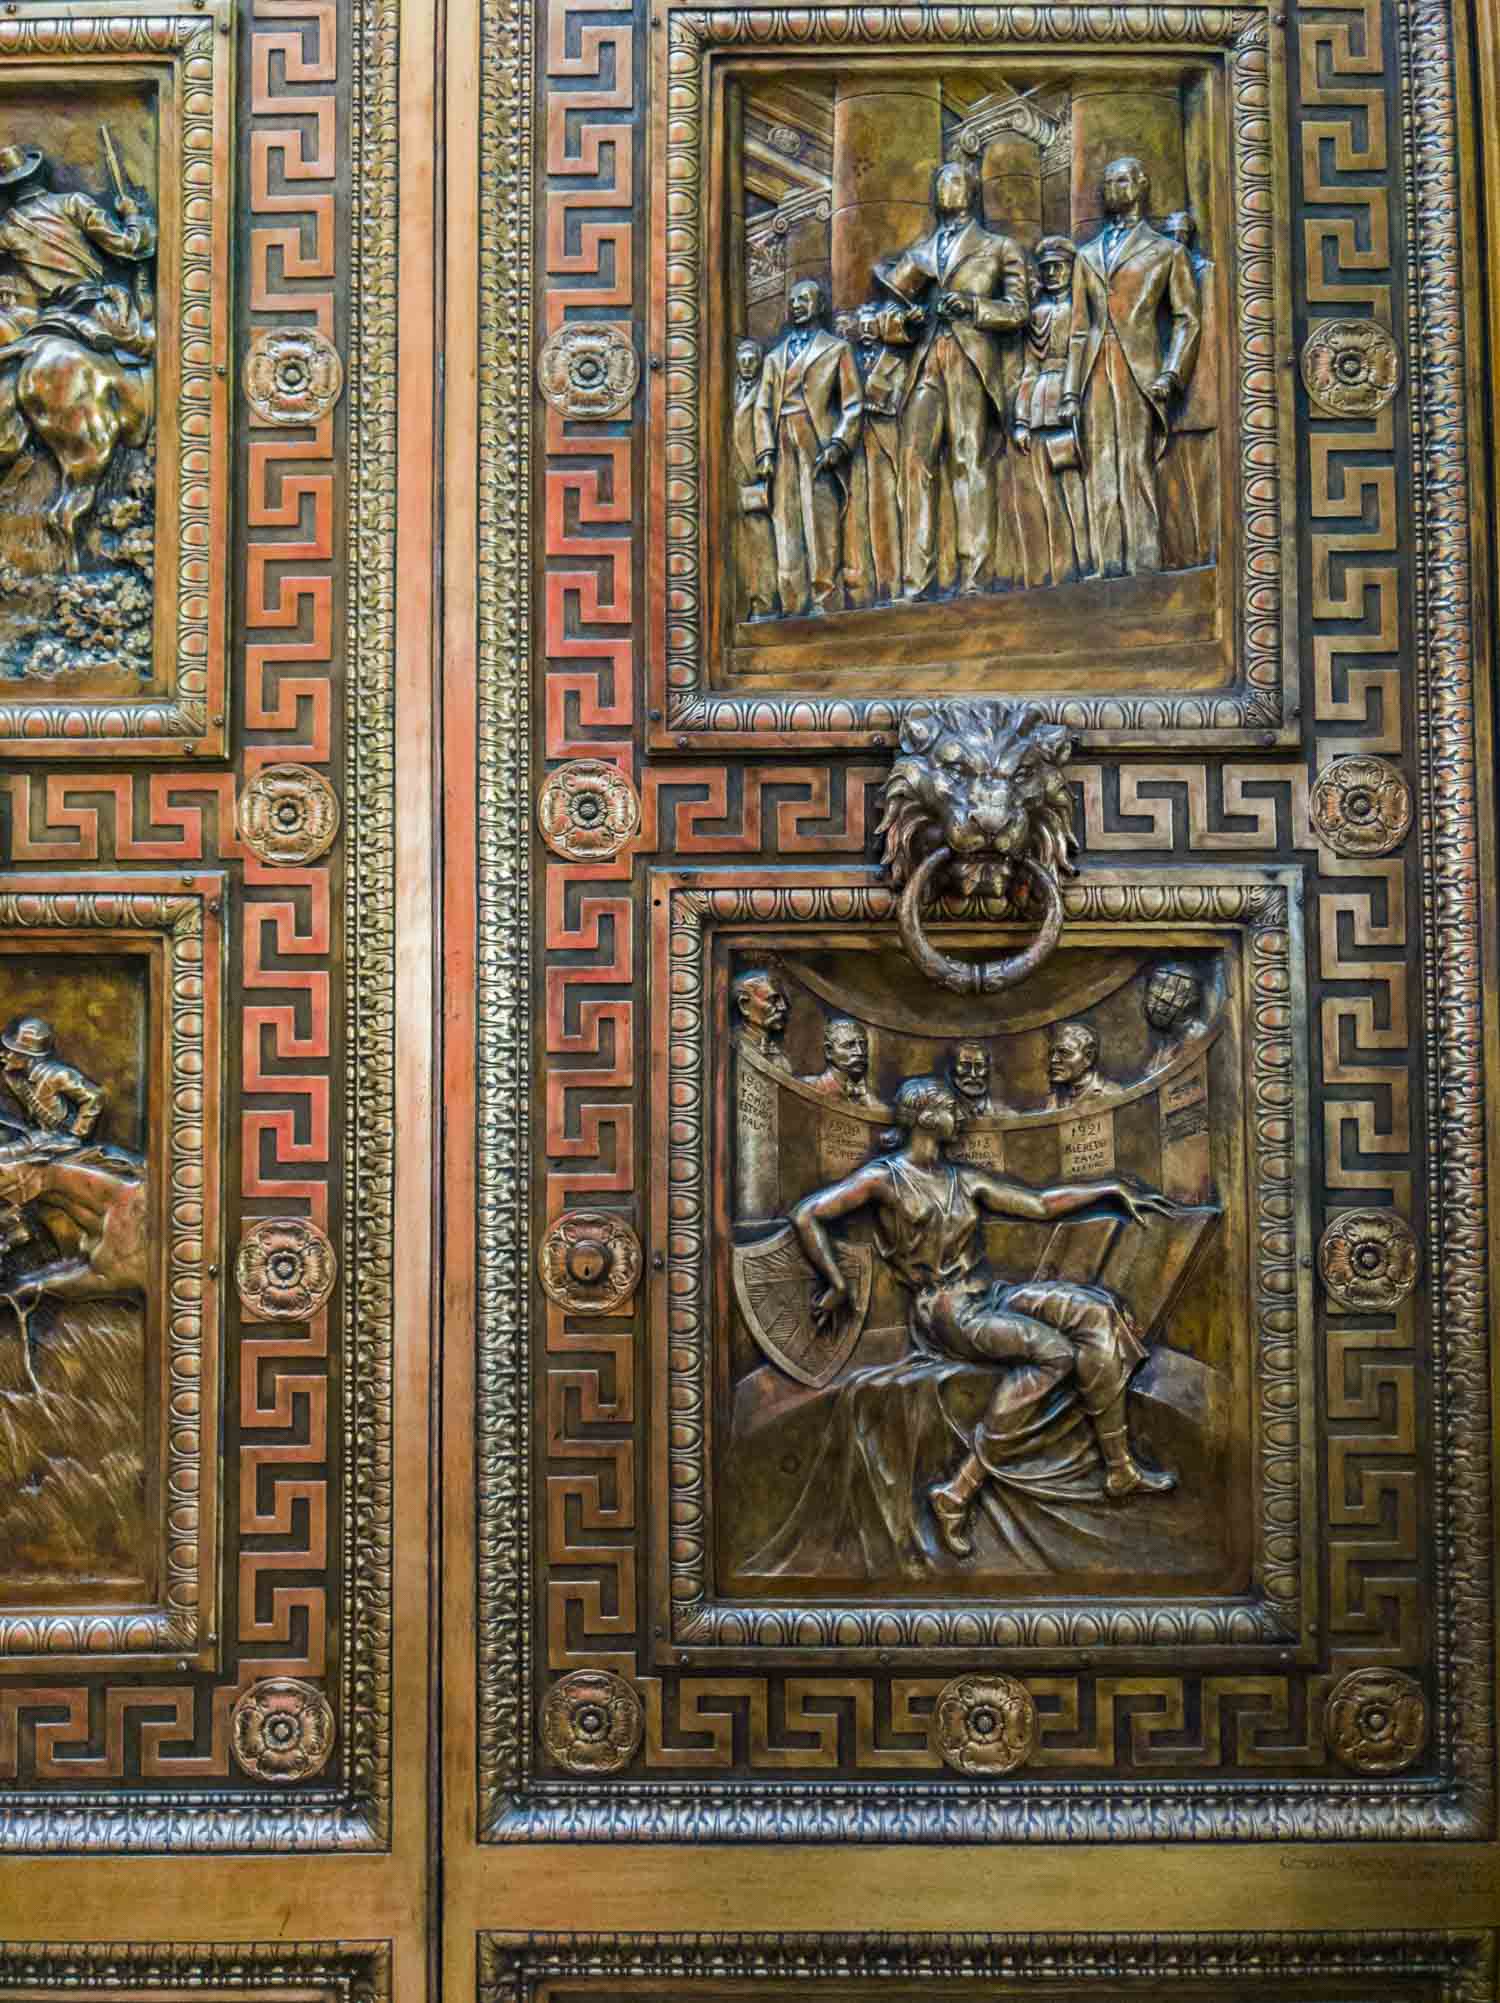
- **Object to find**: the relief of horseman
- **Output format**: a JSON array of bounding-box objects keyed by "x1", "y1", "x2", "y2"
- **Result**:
[
  {"x1": 0, "y1": 1015, "x2": 145, "y2": 1391},
  {"x1": 0, "y1": 140, "x2": 156, "y2": 570}
]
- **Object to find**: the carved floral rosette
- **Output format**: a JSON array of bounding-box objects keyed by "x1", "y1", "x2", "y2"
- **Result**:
[
  {"x1": 236, "y1": 1217, "x2": 339, "y2": 1322},
  {"x1": 1301, "y1": 316, "x2": 1403, "y2": 416},
  {"x1": 541, "y1": 1669, "x2": 643, "y2": 1774},
  {"x1": 238, "y1": 763, "x2": 342, "y2": 866},
  {"x1": 1325, "y1": 1666, "x2": 1428, "y2": 1774},
  {"x1": 537, "y1": 758, "x2": 641, "y2": 862},
  {"x1": 536, "y1": 321, "x2": 640, "y2": 420},
  {"x1": 929, "y1": 1674, "x2": 1038, "y2": 1776},
  {"x1": 230, "y1": 1676, "x2": 337, "y2": 1782},
  {"x1": 1309, "y1": 755, "x2": 1412, "y2": 856},
  {"x1": 243, "y1": 327, "x2": 346, "y2": 425},
  {"x1": 1318, "y1": 1207, "x2": 1420, "y2": 1312}
]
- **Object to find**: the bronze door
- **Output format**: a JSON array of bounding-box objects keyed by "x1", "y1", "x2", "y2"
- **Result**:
[
  {"x1": 442, "y1": 0, "x2": 1500, "y2": 1993},
  {"x1": 0, "y1": 0, "x2": 1496, "y2": 1999},
  {"x1": 0, "y1": 0, "x2": 436, "y2": 1991}
]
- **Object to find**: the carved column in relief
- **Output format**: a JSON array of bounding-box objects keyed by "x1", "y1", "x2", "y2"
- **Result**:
[
  {"x1": 781, "y1": 194, "x2": 833, "y2": 309},
  {"x1": 732, "y1": 968, "x2": 789, "y2": 1224},
  {"x1": 1041, "y1": 125, "x2": 1072, "y2": 236},
  {"x1": 980, "y1": 129, "x2": 1042, "y2": 247},
  {"x1": 830, "y1": 74, "x2": 942, "y2": 311},
  {"x1": 1070, "y1": 75, "x2": 1187, "y2": 233}
]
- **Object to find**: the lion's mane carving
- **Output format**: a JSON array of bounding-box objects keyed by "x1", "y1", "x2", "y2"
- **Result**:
[{"x1": 876, "y1": 699, "x2": 1079, "y2": 902}]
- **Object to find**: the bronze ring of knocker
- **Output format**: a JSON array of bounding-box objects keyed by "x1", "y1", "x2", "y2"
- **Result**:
[{"x1": 895, "y1": 845, "x2": 1066, "y2": 996}]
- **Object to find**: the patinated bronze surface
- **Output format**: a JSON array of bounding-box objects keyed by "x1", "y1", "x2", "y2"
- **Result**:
[
  {"x1": 2, "y1": 0, "x2": 1500, "y2": 1987},
  {"x1": 655, "y1": 24, "x2": 1286, "y2": 742},
  {"x1": 0, "y1": 0, "x2": 400, "y2": 1882},
  {"x1": 477, "y1": 0, "x2": 1500, "y2": 1891}
]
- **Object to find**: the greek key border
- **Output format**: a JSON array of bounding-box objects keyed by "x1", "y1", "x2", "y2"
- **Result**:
[{"x1": 473, "y1": 0, "x2": 534, "y2": 1824}]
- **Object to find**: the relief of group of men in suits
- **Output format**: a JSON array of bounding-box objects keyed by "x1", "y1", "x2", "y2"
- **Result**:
[{"x1": 732, "y1": 154, "x2": 1216, "y2": 622}]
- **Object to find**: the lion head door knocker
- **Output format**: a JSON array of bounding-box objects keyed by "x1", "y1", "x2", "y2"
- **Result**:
[{"x1": 876, "y1": 698, "x2": 1079, "y2": 994}]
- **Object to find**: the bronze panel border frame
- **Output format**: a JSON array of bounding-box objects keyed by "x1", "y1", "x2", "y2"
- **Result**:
[
  {"x1": 647, "y1": 863, "x2": 1315, "y2": 1658},
  {"x1": 646, "y1": 3, "x2": 1297, "y2": 755},
  {"x1": 0, "y1": 877, "x2": 224, "y2": 1671},
  {"x1": 0, "y1": 4, "x2": 233, "y2": 760},
  {"x1": 0, "y1": 1942, "x2": 390, "y2": 2003},
  {"x1": 478, "y1": 1929, "x2": 1498, "y2": 2003}
]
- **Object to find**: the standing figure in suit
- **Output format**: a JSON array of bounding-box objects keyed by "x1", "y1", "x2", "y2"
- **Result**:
[
  {"x1": 732, "y1": 337, "x2": 777, "y2": 617},
  {"x1": 1158, "y1": 211, "x2": 1219, "y2": 569},
  {"x1": 1061, "y1": 157, "x2": 1201, "y2": 579},
  {"x1": 873, "y1": 161, "x2": 1030, "y2": 599},
  {"x1": 753, "y1": 278, "x2": 863, "y2": 617},
  {"x1": 843, "y1": 301, "x2": 910, "y2": 607},
  {"x1": 1013, "y1": 235, "x2": 1092, "y2": 584}
]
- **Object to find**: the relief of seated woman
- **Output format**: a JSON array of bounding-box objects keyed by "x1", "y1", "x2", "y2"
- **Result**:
[
  {"x1": 736, "y1": 1065, "x2": 1193, "y2": 1578},
  {"x1": 788, "y1": 1073, "x2": 1178, "y2": 1560}
]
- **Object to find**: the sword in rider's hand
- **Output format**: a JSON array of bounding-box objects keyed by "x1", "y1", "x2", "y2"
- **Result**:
[
  {"x1": 100, "y1": 124, "x2": 151, "y2": 317},
  {"x1": 99, "y1": 123, "x2": 132, "y2": 215}
]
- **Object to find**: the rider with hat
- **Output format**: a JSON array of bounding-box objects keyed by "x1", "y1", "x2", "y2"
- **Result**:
[
  {"x1": 0, "y1": 144, "x2": 155, "y2": 352},
  {"x1": 0, "y1": 1016, "x2": 107, "y2": 1150}
]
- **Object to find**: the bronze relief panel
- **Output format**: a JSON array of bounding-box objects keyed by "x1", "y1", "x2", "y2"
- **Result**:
[
  {"x1": 654, "y1": 865, "x2": 1307, "y2": 1658},
  {"x1": 480, "y1": 1932, "x2": 1499, "y2": 2003},
  {"x1": 0, "y1": 6, "x2": 233, "y2": 756},
  {"x1": 652, "y1": 7, "x2": 1294, "y2": 748},
  {"x1": 0, "y1": 882, "x2": 223, "y2": 1669}
]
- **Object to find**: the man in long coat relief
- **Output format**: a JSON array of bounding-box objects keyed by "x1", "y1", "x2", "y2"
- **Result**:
[
  {"x1": 1061, "y1": 156, "x2": 1200, "y2": 578},
  {"x1": 874, "y1": 161, "x2": 1029, "y2": 598},
  {"x1": 753, "y1": 278, "x2": 863, "y2": 616}
]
